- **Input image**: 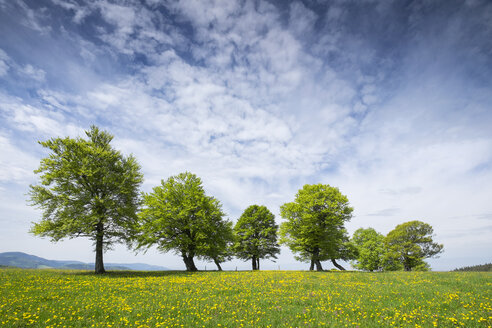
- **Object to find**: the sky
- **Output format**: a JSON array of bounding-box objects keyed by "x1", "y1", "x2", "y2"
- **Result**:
[{"x1": 0, "y1": 0, "x2": 491, "y2": 271}]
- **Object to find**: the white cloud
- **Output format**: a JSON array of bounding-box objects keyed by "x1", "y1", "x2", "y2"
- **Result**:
[
  {"x1": 16, "y1": 0, "x2": 51, "y2": 34},
  {"x1": 289, "y1": 1, "x2": 317, "y2": 38},
  {"x1": 51, "y1": 0, "x2": 90, "y2": 24},
  {"x1": 0, "y1": 93, "x2": 83, "y2": 137},
  {"x1": 0, "y1": 48, "x2": 10, "y2": 77},
  {"x1": 93, "y1": 0, "x2": 180, "y2": 58},
  {"x1": 20, "y1": 64, "x2": 46, "y2": 82},
  {"x1": 0, "y1": 134, "x2": 38, "y2": 184}
]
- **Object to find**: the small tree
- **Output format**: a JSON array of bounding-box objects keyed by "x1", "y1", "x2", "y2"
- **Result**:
[
  {"x1": 383, "y1": 220, "x2": 443, "y2": 271},
  {"x1": 29, "y1": 126, "x2": 143, "y2": 274},
  {"x1": 351, "y1": 227, "x2": 385, "y2": 272},
  {"x1": 279, "y1": 184, "x2": 353, "y2": 271},
  {"x1": 233, "y1": 205, "x2": 280, "y2": 270},
  {"x1": 137, "y1": 172, "x2": 231, "y2": 271}
]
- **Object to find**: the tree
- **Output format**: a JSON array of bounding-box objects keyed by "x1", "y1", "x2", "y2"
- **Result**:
[
  {"x1": 137, "y1": 172, "x2": 231, "y2": 271},
  {"x1": 233, "y1": 205, "x2": 280, "y2": 270},
  {"x1": 383, "y1": 220, "x2": 443, "y2": 271},
  {"x1": 279, "y1": 184, "x2": 353, "y2": 271},
  {"x1": 29, "y1": 126, "x2": 143, "y2": 274},
  {"x1": 351, "y1": 227, "x2": 385, "y2": 272}
]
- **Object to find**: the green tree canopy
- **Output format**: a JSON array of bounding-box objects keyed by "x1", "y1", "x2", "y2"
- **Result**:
[
  {"x1": 383, "y1": 220, "x2": 443, "y2": 271},
  {"x1": 279, "y1": 184, "x2": 353, "y2": 271},
  {"x1": 351, "y1": 227, "x2": 385, "y2": 272},
  {"x1": 233, "y1": 205, "x2": 280, "y2": 270},
  {"x1": 137, "y1": 172, "x2": 231, "y2": 271},
  {"x1": 29, "y1": 126, "x2": 144, "y2": 274}
]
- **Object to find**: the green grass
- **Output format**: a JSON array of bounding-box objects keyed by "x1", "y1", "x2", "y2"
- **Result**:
[{"x1": 1, "y1": 269, "x2": 491, "y2": 327}]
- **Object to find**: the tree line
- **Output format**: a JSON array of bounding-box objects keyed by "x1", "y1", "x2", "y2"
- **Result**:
[
  {"x1": 453, "y1": 263, "x2": 492, "y2": 272},
  {"x1": 28, "y1": 126, "x2": 443, "y2": 274}
]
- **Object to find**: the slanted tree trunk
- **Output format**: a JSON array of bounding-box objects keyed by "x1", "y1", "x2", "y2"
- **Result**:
[
  {"x1": 252, "y1": 255, "x2": 257, "y2": 270},
  {"x1": 315, "y1": 259, "x2": 323, "y2": 271},
  {"x1": 309, "y1": 260, "x2": 314, "y2": 271},
  {"x1": 213, "y1": 258, "x2": 223, "y2": 271},
  {"x1": 331, "y1": 259, "x2": 345, "y2": 271},
  {"x1": 182, "y1": 252, "x2": 198, "y2": 271},
  {"x1": 94, "y1": 222, "x2": 105, "y2": 274}
]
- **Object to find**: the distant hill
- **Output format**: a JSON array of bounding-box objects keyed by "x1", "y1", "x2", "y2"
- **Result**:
[
  {"x1": 453, "y1": 263, "x2": 492, "y2": 272},
  {"x1": 0, "y1": 252, "x2": 169, "y2": 271}
]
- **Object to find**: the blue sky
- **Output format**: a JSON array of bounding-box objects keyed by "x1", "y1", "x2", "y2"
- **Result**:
[{"x1": 1, "y1": 0, "x2": 491, "y2": 271}]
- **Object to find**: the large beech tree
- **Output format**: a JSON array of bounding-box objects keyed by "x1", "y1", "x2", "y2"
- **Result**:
[
  {"x1": 279, "y1": 184, "x2": 353, "y2": 271},
  {"x1": 29, "y1": 126, "x2": 143, "y2": 274},
  {"x1": 137, "y1": 172, "x2": 231, "y2": 271},
  {"x1": 233, "y1": 205, "x2": 280, "y2": 270}
]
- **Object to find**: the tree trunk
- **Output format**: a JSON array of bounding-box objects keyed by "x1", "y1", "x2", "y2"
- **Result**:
[
  {"x1": 309, "y1": 260, "x2": 314, "y2": 271},
  {"x1": 182, "y1": 254, "x2": 190, "y2": 271},
  {"x1": 403, "y1": 258, "x2": 412, "y2": 271},
  {"x1": 331, "y1": 259, "x2": 346, "y2": 271},
  {"x1": 312, "y1": 248, "x2": 323, "y2": 271},
  {"x1": 213, "y1": 258, "x2": 223, "y2": 271},
  {"x1": 182, "y1": 253, "x2": 198, "y2": 272},
  {"x1": 252, "y1": 255, "x2": 257, "y2": 270},
  {"x1": 188, "y1": 256, "x2": 198, "y2": 271},
  {"x1": 95, "y1": 223, "x2": 105, "y2": 274},
  {"x1": 257, "y1": 257, "x2": 260, "y2": 271}
]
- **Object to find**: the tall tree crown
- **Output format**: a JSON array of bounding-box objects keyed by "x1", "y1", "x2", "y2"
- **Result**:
[
  {"x1": 28, "y1": 126, "x2": 144, "y2": 273},
  {"x1": 29, "y1": 126, "x2": 143, "y2": 243},
  {"x1": 279, "y1": 183, "x2": 353, "y2": 270},
  {"x1": 233, "y1": 204, "x2": 280, "y2": 265},
  {"x1": 137, "y1": 172, "x2": 231, "y2": 271}
]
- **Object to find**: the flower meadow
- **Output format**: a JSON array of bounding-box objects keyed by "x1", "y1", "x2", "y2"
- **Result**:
[{"x1": 0, "y1": 268, "x2": 491, "y2": 327}]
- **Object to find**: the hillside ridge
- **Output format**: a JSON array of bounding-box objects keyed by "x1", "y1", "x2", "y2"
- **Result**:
[{"x1": 0, "y1": 252, "x2": 169, "y2": 271}]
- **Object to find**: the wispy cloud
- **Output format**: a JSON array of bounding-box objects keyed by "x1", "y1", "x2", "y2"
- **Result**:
[
  {"x1": 366, "y1": 208, "x2": 400, "y2": 217},
  {"x1": 0, "y1": 134, "x2": 38, "y2": 184},
  {"x1": 0, "y1": 48, "x2": 10, "y2": 76}
]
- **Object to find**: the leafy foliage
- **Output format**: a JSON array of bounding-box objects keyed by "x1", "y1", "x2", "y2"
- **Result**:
[
  {"x1": 279, "y1": 184, "x2": 353, "y2": 271},
  {"x1": 28, "y1": 126, "x2": 143, "y2": 274},
  {"x1": 137, "y1": 172, "x2": 231, "y2": 271},
  {"x1": 351, "y1": 228, "x2": 385, "y2": 272},
  {"x1": 199, "y1": 218, "x2": 234, "y2": 271},
  {"x1": 383, "y1": 220, "x2": 443, "y2": 271},
  {"x1": 233, "y1": 205, "x2": 280, "y2": 270}
]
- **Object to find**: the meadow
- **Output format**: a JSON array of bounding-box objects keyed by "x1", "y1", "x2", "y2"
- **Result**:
[{"x1": 0, "y1": 268, "x2": 491, "y2": 328}]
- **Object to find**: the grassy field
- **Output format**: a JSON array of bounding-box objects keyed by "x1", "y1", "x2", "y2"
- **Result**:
[{"x1": 0, "y1": 268, "x2": 491, "y2": 327}]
